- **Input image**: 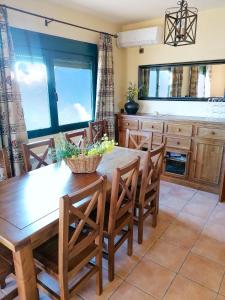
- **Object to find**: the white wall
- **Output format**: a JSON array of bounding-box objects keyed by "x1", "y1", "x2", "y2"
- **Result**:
[{"x1": 122, "y1": 6, "x2": 225, "y2": 118}]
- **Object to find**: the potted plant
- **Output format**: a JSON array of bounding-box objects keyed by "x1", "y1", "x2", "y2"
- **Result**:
[
  {"x1": 54, "y1": 134, "x2": 116, "y2": 173},
  {"x1": 124, "y1": 82, "x2": 139, "y2": 115}
]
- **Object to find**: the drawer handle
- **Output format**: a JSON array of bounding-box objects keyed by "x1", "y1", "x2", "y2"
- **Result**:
[
  {"x1": 125, "y1": 122, "x2": 130, "y2": 126},
  {"x1": 178, "y1": 128, "x2": 182, "y2": 132},
  {"x1": 152, "y1": 125, "x2": 154, "y2": 129},
  {"x1": 177, "y1": 141, "x2": 180, "y2": 145},
  {"x1": 211, "y1": 131, "x2": 215, "y2": 135}
]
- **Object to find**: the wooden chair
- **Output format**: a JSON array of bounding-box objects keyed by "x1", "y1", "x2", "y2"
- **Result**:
[
  {"x1": 0, "y1": 149, "x2": 16, "y2": 295},
  {"x1": 21, "y1": 138, "x2": 56, "y2": 172},
  {"x1": 134, "y1": 144, "x2": 165, "y2": 244},
  {"x1": 103, "y1": 157, "x2": 140, "y2": 281},
  {"x1": 125, "y1": 129, "x2": 153, "y2": 151},
  {"x1": 0, "y1": 255, "x2": 18, "y2": 300},
  {"x1": 0, "y1": 243, "x2": 17, "y2": 297},
  {"x1": 0, "y1": 148, "x2": 12, "y2": 179},
  {"x1": 0, "y1": 257, "x2": 12, "y2": 289},
  {"x1": 65, "y1": 129, "x2": 87, "y2": 147},
  {"x1": 34, "y1": 176, "x2": 107, "y2": 299},
  {"x1": 89, "y1": 120, "x2": 108, "y2": 144}
]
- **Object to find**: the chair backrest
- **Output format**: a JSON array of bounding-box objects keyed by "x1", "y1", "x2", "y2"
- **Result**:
[
  {"x1": 21, "y1": 138, "x2": 56, "y2": 172},
  {"x1": 0, "y1": 148, "x2": 11, "y2": 179},
  {"x1": 58, "y1": 176, "x2": 106, "y2": 282},
  {"x1": 89, "y1": 120, "x2": 108, "y2": 144},
  {"x1": 139, "y1": 143, "x2": 165, "y2": 205},
  {"x1": 65, "y1": 129, "x2": 87, "y2": 148},
  {"x1": 108, "y1": 157, "x2": 140, "y2": 234},
  {"x1": 125, "y1": 129, "x2": 153, "y2": 151}
]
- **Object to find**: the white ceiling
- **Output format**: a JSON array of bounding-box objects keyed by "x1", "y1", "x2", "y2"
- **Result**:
[{"x1": 48, "y1": 0, "x2": 225, "y2": 24}]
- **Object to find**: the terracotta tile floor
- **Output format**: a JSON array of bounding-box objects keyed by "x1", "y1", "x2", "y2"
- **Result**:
[{"x1": 2, "y1": 180, "x2": 225, "y2": 300}]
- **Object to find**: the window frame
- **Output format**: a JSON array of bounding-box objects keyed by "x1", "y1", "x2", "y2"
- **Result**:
[{"x1": 11, "y1": 27, "x2": 98, "y2": 139}]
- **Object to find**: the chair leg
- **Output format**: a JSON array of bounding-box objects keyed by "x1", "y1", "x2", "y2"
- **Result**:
[
  {"x1": 152, "y1": 193, "x2": 158, "y2": 228},
  {"x1": 127, "y1": 218, "x2": 133, "y2": 255},
  {"x1": 138, "y1": 206, "x2": 144, "y2": 244},
  {"x1": 108, "y1": 236, "x2": 115, "y2": 282},
  {"x1": 96, "y1": 252, "x2": 103, "y2": 295},
  {"x1": 156, "y1": 186, "x2": 160, "y2": 215},
  {"x1": 152, "y1": 208, "x2": 157, "y2": 228},
  {"x1": 59, "y1": 274, "x2": 69, "y2": 300},
  {"x1": 0, "y1": 277, "x2": 6, "y2": 289}
]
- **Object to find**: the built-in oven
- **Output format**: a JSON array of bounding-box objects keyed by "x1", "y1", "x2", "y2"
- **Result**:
[{"x1": 164, "y1": 149, "x2": 190, "y2": 178}]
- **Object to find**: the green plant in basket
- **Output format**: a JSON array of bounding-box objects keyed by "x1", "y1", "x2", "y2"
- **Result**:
[
  {"x1": 87, "y1": 134, "x2": 116, "y2": 157},
  {"x1": 54, "y1": 133, "x2": 117, "y2": 173},
  {"x1": 53, "y1": 133, "x2": 81, "y2": 161}
]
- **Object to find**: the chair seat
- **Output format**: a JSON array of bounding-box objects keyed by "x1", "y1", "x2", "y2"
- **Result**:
[{"x1": 34, "y1": 228, "x2": 97, "y2": 275}]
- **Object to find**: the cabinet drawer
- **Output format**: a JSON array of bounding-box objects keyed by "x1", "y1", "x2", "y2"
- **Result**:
[
  {"x1": 166, "y1": 123, "x2": 192, "y2": 137},
  {"x1": 119, "y1": 118, "x2": 138, "y2": 130},
  {"x1": 166, "y1": 137, "x2": 191, "y2": 150},
  {"x1": 140, "y1": 120, "x2": 163, "y2": 132},
  {"x1": 196, "y1": 127, "x2": 225, "y2": 140}
]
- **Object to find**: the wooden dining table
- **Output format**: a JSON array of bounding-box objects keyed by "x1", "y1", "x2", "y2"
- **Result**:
[{"x1": 0, "y1": 146, "x2": 146, "y2": 300}]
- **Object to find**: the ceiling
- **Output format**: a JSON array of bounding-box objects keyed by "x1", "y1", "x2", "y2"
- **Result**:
[{"x1": 48, "y1": 0, "x2": 225, "y2": 24}]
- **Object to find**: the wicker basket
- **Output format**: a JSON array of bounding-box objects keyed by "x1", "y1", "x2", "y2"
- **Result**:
[{"x1": 65, "y1": 155, "x2": 102, "y2": 174}]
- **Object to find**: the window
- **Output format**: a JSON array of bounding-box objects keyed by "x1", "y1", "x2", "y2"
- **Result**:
[
  {"x1": 148, "y1": 68, "x2": 171, "y2": 97},
  {"x1": 15, "y1": 58, "x2": 51, "y2": 131},
  {"x1": 11, "y1": 28, "x2": 97, "y2": 138}
]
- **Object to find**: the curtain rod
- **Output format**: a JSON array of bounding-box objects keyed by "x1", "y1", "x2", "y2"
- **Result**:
[{"x1": 0, "y1": 4, "x2": 118, "y2": 38}]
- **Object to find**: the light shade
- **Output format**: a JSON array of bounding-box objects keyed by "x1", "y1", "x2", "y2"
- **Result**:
[{"x1": 164, "y1": 0, "x2": 198, "y2": 47}]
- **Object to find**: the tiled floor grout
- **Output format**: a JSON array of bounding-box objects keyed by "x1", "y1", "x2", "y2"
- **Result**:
[
  {"x1": 136, "y1": 188, "x2": 219, "y2": 299},
  {"x1": 74, "y1": 186, "x2": 224, "y2": 300},
  {"x1": 3, "y1": 182, "x2": 225, "y2": 300},
  {"x1": 217, "y1": 272, "x2": 225, "y2": 297}
]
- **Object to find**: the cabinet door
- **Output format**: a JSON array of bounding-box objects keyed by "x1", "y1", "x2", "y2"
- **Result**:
[
  {"x1": 119, "y1": 130, "x2": 126, "y2": 147},
  {"x1": 192, "y1": 141, "x2": 224, "y2": 185}
]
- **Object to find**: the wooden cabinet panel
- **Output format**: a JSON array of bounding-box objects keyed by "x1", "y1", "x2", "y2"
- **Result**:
[
  {"x1": 140, "y1": 119, "x2": 163, "y2": 132},
  {"x1": 119, "y1": 118, "x2": 138, "y2": 130},
  {"x1": 165, "y1": 137, "x2": 191, "y2": 150},
  {"x1": 196, "y1": 127, "x2": 225, "y2": 140},
  {"x1": 119, "y1": 130, "x2": 126, "y2": 147},
  {"x1": 116, "y1": 114, "x2": 225, "y2": 193},
  {"x1": 166, "y1": 123, "x2": 192, "y2": 137},
  {"x1": 192, "y1": 141, "x2": 224, "y2": 185}
]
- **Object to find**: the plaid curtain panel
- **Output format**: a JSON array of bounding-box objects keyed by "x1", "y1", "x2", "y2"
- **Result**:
[
  {"x1": 189, "y1": 66, "x2": 199, "y2": 97},
  {"x1": 95, "y1": 33, "x2": 115, "y2": 139},
  {"x1": 170, "y1": 66, "x2": 183, "y2": 97},
  {"x1": 0, "y1": 7, "x2": 28, "y2": 176}
]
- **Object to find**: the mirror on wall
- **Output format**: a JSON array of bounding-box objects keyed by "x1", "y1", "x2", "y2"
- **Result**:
[{"x1": 138, "y1": 61, "x2": 225, "y2": 101}]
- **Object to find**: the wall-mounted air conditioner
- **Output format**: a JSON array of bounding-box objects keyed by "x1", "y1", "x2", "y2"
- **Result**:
[{"x1": 117, "y1": 26, "x2": 163, "y2": 48}]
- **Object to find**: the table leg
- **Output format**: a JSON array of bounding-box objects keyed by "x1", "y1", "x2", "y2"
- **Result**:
[{"x1": 13, "y1": 242, "x2": 38, "y2": 300}]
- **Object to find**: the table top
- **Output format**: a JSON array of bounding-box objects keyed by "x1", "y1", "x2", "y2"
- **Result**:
[{"x1": 0, "y1": 147, "x2": 146, "y2": 251}]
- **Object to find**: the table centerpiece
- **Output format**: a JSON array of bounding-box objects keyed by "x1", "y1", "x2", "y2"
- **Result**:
[{"x1": 54, "y1": 133, "x2": 116, "y2": 173}]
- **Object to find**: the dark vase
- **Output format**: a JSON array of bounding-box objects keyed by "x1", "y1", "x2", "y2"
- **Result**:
[{"x1": 124, "y1": 100, "x2": 139, "y2": 115}]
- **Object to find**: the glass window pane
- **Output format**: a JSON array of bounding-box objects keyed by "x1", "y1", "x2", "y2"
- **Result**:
[
  {"x1": 54, "y1": 59, "x2": 93, "y2": 126},
  {"x1": 149, "y1": 70, "x2": 157, "y2": 97},
  {"x1": 158, "y1": 69, "x2": 171, "y2": 97},
  {"x1": 15, "y1": 59, "x2": 50, "y2": 131}
]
